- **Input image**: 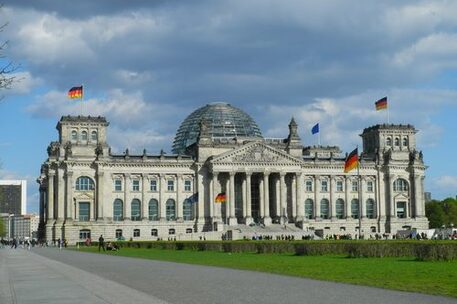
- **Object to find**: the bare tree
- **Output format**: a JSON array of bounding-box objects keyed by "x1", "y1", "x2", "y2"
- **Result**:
[{"x1": 0, "y1": 22, "x2": 18, "y2": 92}]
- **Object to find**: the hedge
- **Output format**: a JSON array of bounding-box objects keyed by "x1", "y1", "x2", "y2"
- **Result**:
[{"x1": 92, "y1": 240, "x2": 457, "y2": 261}]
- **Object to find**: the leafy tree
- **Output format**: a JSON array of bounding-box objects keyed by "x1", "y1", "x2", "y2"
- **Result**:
[
  {"x1": 0, "y1": 218, "x2": 4, "y2": 238},
  {"x1": 425, "y1": 200, "x2": 446, "y2": 228}
]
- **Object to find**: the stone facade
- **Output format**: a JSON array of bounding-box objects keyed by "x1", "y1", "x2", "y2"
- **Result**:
[{"x1": 37, "y1": 112, "x2": 429, "y2": 244}]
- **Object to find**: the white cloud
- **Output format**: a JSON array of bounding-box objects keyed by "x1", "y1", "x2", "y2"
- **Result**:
[{"x1": 6, "y1": 71, "x2": 43, "y2": 95}]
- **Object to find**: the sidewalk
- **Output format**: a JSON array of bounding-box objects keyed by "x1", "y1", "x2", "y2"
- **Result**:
[{"x1": 0, "y1": 247, "x2": 168, "y2": 304}]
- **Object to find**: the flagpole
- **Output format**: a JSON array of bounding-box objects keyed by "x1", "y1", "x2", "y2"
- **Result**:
[
  {"x1": 357, "y1": 145, "x2": 362, "y2": 240},
  {"x1": 387, "y1": 105, "x2": 390, "y2": 124},
  {"x1": 81, "y1": 84, "x2": 84, "y2": 116},
  {"x1": 318, "y1": 131, "x2": 321, "y2": 146}
]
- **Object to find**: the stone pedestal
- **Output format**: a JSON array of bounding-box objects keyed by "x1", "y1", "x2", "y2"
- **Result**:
[
  {"x1": 227, "y1": 217, "x2": 238, "y2": 226},
  {"x1": 262, "y1": 216, "x2": 272, "y2": 226}
]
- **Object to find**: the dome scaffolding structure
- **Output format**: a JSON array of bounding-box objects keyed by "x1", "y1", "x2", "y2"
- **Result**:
[{"x1": 172, "y1": 102, "x2": 263, "y2": 155}]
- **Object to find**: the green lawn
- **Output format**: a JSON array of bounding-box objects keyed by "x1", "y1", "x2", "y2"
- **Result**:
[{"x1": 77, "y1": 246, "x2": 457, "y2": 298}]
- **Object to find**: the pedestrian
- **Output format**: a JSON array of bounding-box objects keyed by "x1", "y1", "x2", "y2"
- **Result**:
[{"x1": 98, "y1": 235, "x2": 105, "y2": 252}]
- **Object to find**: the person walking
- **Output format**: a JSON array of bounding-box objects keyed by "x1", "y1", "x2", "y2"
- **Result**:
[{"x1": 98, "y1": 235, "x2": 105, "y2": 252}]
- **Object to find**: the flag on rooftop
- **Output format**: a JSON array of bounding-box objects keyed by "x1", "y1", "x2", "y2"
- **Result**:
[
  {"x1": 375, "y1": 96, "x2": 388, "y2": 111},
  {"x1": 344, "y1": 147, "x2": 359, "y2": 173},
  {"x1": 68, "y1": 86, "x2": 83, "y2": 99},
  {"x1": 311, "y1": 123, "x2": 319, "y2": 135}
]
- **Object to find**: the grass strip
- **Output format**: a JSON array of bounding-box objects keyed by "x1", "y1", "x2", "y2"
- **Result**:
[{"x1": 76, "y1": 246, "x2": 457, "y2": 298}]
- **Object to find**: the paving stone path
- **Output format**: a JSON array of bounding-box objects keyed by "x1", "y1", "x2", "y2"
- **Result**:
[{"x1": 1, "y1": 247, "x2": 456, "y2": 304}]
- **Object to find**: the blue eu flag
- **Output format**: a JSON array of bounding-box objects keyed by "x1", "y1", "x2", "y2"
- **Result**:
[{"x1": 311, "y1": 123, "x2": 319, "y2": 135}]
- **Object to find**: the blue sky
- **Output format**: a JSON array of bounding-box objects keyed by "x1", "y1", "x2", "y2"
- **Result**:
[{"x1": 1, "y1": 0, "x2": 457, "y2": 213}]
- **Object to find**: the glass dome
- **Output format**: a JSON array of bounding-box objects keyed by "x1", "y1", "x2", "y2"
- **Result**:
[{"x1": 172, "y1": 102, "x2": 263, "y2": 154}]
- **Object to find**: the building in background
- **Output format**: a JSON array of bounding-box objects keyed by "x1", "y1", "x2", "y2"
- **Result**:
[
  {"x1": 0, "y1": 213, "x2": 39, "y2": 240},
  {"x1": 37, "y1": 103, "x2": 429, "y2": 244},
  {"x1": 424, "y1": 192, "x2": 432, "y2": 203},
  {"x1": 0, "y1": 180, "x2": 27, "y2": 215}
]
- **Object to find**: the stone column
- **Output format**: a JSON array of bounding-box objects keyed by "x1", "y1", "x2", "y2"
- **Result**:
[
  {"x1": 296, "y1": 173, "x2": 304, "y2": 225},
  {"x1": 245, "y1": 172, "x2": 253, "y2": 225},
  {"x1": 330, "y1": 176, "x2": 336, "y2": 220},
  {"x1": 315, "y1": 176, "x2": 320, "y2": 218},
  {"x1": 414, "y1": 175, "x2": 423, "y2": 218},
  {"x1": 388, "y1": 174, "x2": 395, "y2": 218},
  {"x1": 209, "y1": 175, "x2": 214, "y2": 219},
  {"x1": 197, "y1": 170, "x2": 205, "y2": 223},
  {"x1": 291, "y1": 174, "x2": 297, "y2": 219},
  {"x1": 213, "y1": 172, "x2": 220, "y2": 220},
  {"x1": 159, "y1": 174, "x2": 166, "y2": 221},
  {"x1": 263, "y1": 172, "x2": 271, "y2": 225},
  {"x1": 259, "y1": 175, "x2": 264, "y2": 218},
  {"x1": 96, "y1": 171, "x2": 104, "y2": 220},
  {"x1": 242, "y1": 174, "x2": 247, "y2": 218},
  {"x1": 65, "y1": 171, "x2": 73, "y2": 220},
  {"x1": 228, "y1": 171, "x2": 237, "y2": 225},
  {"x1": 124, "y1": 174, "x2": 131, "y2": 220},
  {"x1": 345, "y1": 177, "x2": 351, "y2": 219},
  {"x1": 279, "y1": 172, "x2": 287, "y2": 224},
  {"x1": 142, "y1": 173, "x2": 148, "y2": 220},
  {"x1": 359, "y1": 177, "x2": 364, "y2": 219},
  {"x1": 57, "y1": 168, "x2": 65, "y2": 220},
  {"x1": 48, "y1": 171, "x2": 55, "y2": 220},
  {"x1": 275, "y1": 176, "x2": 280, "y2": 219},
  {"x1": 377, "y1": 172, "x2": 385, "y2": 220},
  {"x1": 176, "y1": 174, "x2": 183, "y2": 221}
]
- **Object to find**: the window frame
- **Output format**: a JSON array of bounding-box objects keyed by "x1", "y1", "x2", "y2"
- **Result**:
[
  {"x1": 131, "y1": 199, "x2": 141, "y2": 221},
  {"x1": 79, "y1": 202, "x2": 90, "y2": 221},
  {"x1": 167, "y1": 180, "x2": 175, "y2": 191},
  {"x1": 113, "y1": 199, "x2": 124, "y2": 221}
]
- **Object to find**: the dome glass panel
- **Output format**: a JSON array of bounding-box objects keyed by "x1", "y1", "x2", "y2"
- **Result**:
[{"x1": 172, "y1": 102, "x2": 262, "y2": 154}]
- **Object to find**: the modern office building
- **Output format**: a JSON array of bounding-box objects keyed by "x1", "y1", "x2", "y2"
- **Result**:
[
  {"x1": 0, "y1": 180, "x2": 27, "y2": 215},
  {"x1": 37, "y1": 103, "x2": 429, "y2": 243}
]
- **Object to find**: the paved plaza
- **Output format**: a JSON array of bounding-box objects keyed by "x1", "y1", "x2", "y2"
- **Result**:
[{"x1": 0, "y1": 247, "x2": 456, "y2": 304}]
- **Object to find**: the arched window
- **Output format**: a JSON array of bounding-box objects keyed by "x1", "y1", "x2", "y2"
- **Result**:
[
  {"x1": 113, "y1": 199, "x2": 123, "y2": 221},
  {"x1": 91, "y1": 131, "x2": 98, "y2": 142},
  {"x1": 366, "y1": 199, "x2": 376, "y2": 219},
  {"x1": 81, "y1": 130, "x2": 88, "y2": 141},
  {"x1": 336, "y1": 199, "x2": 345, "y2": 219},
  {"x1": 183, "y1": 199, "x2": 194, "y2": 221},
  {"x1": 75, "y1": 176, "x2": 95, "y2": 191},
  {"x1": 351, "y1": 199, "x2": 359, "y2": 219},
  {"x1": 393, "y1": 178, "x2": 409, "y2": 192},
  {"x1": 386, "y1": 137, "x2": 392, "y2": 146},
  {"x1": 131, "y1": 199, "x2": 141, "y2": 221},
  {"x1": 320, "y1": 199, "x2": 329, "y2": 219},
  {"x1": 305, "y1": 199, "x2": 314, "y2": 219},
  {"x1": 166, "y1": 199, "x2": 176, "y2": 221},
  {"x1": 71, "y1": 130, "x2": 78, "y2": 141},
  {"x1": 148, "y1": 199, "x2": 159, "y2": 221},
  {"x1": 402, "y1": 137, "x2": 408, "y2": 146},
  {"x1": 394, "y1": 137, "x2": 400, "y2": 146}
]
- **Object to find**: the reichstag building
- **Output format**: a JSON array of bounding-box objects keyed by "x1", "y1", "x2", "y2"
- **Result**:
[{"x1": 37, "y1": 102, "x2": 429, "y2": 243}]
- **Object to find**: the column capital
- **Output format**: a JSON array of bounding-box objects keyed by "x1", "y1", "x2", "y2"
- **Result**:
[
  {"x1": 124, "y1": 173, "x2": 131, "y2": 179},
  {"x1": 279, "y1": 171, "x2": 287, "y2": 177},
  {"x1": 263, "y1": 170, "x2": 271, "y2": 176},
  {"x1": 96, "y1": 171, "x2": 104, "y2": 177},
  {"x1": 65, "y1": 171, "x2": 74, "y2": 177},
  {"x1": 48, "y1": 170, "x2": 56, "y2": 177},
  {"x1": 229, "y1": 171, "x2": 236, "y2": 177},
  {"x1": 141, "y1": 172, "x2": 148, "y2": 178},
  {"x1": 245, "y1": 170, "x2": 253, "y2": 177}
]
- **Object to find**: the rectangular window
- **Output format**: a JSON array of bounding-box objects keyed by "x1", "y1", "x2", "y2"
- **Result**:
[
  {"x1": 184, "y1": 180, "x2": 192, "y2": 192},
  {"x1": 115, "y1": 229, "x2": 123, "y2": 239},
  {"x1": 151, "y1": 229, "x2": 158, "y2": 236},
  {"x1": 114, "y1": 179, "x2": 122, "y2": 191},
  {"x1": 367, "y1": 181, "x2": 374, "y2": 192},
  {"x1": 336, "y1": 181, "x2": 343, "y2": 192},
  {"x1": 133, "y1": 229, "x2": 140, "y2": 237},
  {"x1": 150, "y1": 180, "x2": 157, "y2": 191},
  {"x1": 352, "y1": 180, "x2": 358, "y2": 192},
  {"x1": 321, "y1": 180, "x2": 328, "y2": 192},
  {"x1": 396, "y1": 202, "x2": 406, "y2": 218},
  {"x1": 79, "y1": 202, "x2": 90, "y2": 221},
  {"x1": 132, "y1": 180, "x2": 140, "y2": 191},
  {"x1": 167, "y1": 180, "x2": 174, "y2": 191},
  {"x1": 305, "y1": 180, "x2": 313, "y2": 192}
]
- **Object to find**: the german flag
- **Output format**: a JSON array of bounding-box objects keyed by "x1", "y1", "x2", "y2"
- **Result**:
[
  {"x1": 215, "y1": 192, "x2": 226, "y2": 203},
  {"x1": 68, "y1": 86, "x2": 83, "y2": 99},
  {"x1": 344, "y1": 148, "x2": 359, "y2": 173},
  {"x1": 375, "y1": 96, "x2": 387, "y2": 111}
]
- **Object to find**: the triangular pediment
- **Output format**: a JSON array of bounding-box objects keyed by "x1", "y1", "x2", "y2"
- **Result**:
[
  {"x1": 211, "y1": 141, "x2": 303, "y2": 165},
  {"x1": 74, "y1": 192, "x2": 94, "y2": 200},
  {"x1": 393, "y1": 192, "x2": 409, "y2": 200}
]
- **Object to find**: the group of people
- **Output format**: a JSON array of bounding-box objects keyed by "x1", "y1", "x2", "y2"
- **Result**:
[{"x1": 97, "y1": 235, "x2": 119, "y2": 251}]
